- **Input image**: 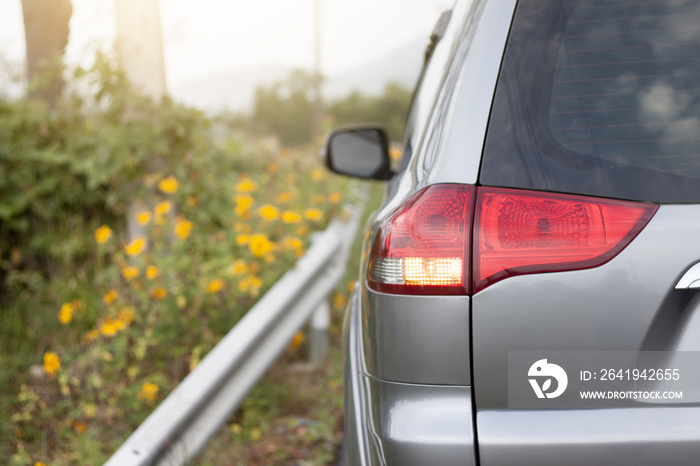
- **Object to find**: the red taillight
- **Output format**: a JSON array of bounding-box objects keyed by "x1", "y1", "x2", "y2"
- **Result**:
[
  {"x1": 368, "y1": 184, "x2": 474, "y2": 295},
  {"x1": 473, "y1": 188, "x2": 657, "y2": 293},
  {"x1": 368, "y1": 184, "x2": 657, "y2": 296}
]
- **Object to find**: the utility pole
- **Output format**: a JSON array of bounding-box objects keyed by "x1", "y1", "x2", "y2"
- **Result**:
[
  {"x1": 114, "y1": 0, "x2": 167, "y2": 241},
  {"x1": 20, "y1": 0, "x2": 72, "y2": 106},
  {"x1": 312, "y1": 0, "x2": 324, "y2": 145},
  {"x1": 114, "y1": 0, "x2": 167, "y2": 101}
]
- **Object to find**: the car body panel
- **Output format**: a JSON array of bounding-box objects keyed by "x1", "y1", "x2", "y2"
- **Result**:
[
  {"x1": 344, "y1": 284, "x2": 477, "y2": 466},
  {"x1": 365, "y1": 379, "x2": 475, "y2": 466},
  {"x1": 477, "y1": 408, "x2": 700, "y2": 466},
  {"x1": 362, "y1": 290, "x2": 471, "y2": 385},
  {"x1": 472, "y1": 204, "x2": 700, "y2": 410}
]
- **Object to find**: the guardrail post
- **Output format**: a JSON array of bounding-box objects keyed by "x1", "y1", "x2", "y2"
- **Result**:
[
  {"x1": 308, "y1": 231, "x2": 330, "y2": 366},
  {"x1": 308, "y1": 300, "x2": 330, "y2": 366}
]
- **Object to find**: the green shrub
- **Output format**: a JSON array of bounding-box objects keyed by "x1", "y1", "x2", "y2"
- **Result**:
[{"x1": 1, "y1": 53, "x2": 351, "y2": 465}]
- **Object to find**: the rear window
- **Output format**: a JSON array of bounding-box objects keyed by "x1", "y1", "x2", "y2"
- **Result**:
[{"x1": 480, "y1": 0, "x2": 700, "y2": 203}]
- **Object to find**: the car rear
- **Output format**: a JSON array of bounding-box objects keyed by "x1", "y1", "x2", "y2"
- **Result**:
[
  {"x1": 340, "y1": 0, "x2": 700, "y2": 464},
  {"x1": 474, "y1": 0, "x2": 700, "y2": 464}
]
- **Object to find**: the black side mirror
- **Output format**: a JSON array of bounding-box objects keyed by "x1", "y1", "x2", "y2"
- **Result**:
[{"x1": 323, "y1": 124, "x2": 393, "y2": 180}]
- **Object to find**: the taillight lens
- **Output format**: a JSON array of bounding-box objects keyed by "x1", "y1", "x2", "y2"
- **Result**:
[
  {"x1": 473, "y1": 188, "x2": 657, "y2": 293},
  {"x1": 368, "y1": 184, "x2": 474, "y2": 295},
  {"x1": 367, "y1": 185, "x2": 657, "y2": 295}
]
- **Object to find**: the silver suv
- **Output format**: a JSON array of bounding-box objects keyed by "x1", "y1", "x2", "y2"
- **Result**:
[{"x1": 324, "y1": 0, "x2": 700, "y2": 464}]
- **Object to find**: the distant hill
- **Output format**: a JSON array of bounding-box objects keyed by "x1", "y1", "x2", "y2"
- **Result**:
[
  {"x1": 170, "y1": 65, "x2": 290, "y2": 113},
  {"x1": 170, "y1": 37, "x2": 426, "y2": 113},
  {"x1": 323, "y1": 37, "x2": 425, "y2": 100}
]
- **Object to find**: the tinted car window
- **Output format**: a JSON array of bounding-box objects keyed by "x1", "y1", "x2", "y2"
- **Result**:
[{"x1": 480, "y1": 0, "x2": 700, "y2": 203}]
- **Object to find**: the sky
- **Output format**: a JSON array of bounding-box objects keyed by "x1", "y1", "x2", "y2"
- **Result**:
[{"x1": 0, "y1": 0, "x2": 453, "y2": 91}]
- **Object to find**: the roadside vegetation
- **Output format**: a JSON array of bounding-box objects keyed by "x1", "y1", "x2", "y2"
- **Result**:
[{"x1": 1, "y1": 52, "x2": 407, "y2": 463}]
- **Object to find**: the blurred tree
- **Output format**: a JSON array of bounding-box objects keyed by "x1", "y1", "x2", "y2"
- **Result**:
[
  {"x1": 252, "y1": 73, "x2": 413, "y2": 147},
  {"x1": 21, "y1": 0, "x2": 73, "y2": 105},
  {"x1": 252, "y1": 69, "x2": 315, "y2": 147},
  {"x1": 328, "y1": 82, "x2": 412, "y2": 143}
]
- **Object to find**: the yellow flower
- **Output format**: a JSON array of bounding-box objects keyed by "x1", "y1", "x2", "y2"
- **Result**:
[
  {"x1": 103, "y1": 290, "x2": 119, "y2": 305},
  {"x1": 266, "y1": 162, "x2": 279, "y2": 174},
  {"x1": 187, "y1": 196, "x2": 199, "y2": 206},
  {"x1": 125, "y1": 237, "x2": 146, "y2": 256},
  {"x1": 82, "y1": 329, "x2": 100, "y2": 343},
  {"x1": 283, "y1": 236, "x2": 303, "y2": 251},
  {"x1": 139, "y1": 382, "x2": 159, "y2": 401},
  {"x1": 94, "y1": 225, "x2": 112, "y2": 244},
  {"x1": 230, "y1": 260, "x2": 248, "y2": 276},
  {"x1": 175, "y1": 218, "x2": 194, "y2": 239},
  {"x1": 155, "y1": 201, "x2": 172, "y2": 215},
  {"x1": 235, "y1": 206, "x2": 250, "y2": 218},
  {"x1": 234, "y1": 194, "x2": 254, "y2": 217},
  {"x1": 122, "y1": 266, "x2": 139, "y2": 281},
  {"x1": 58, "y1": 302, "x2": 73, "y2": 324},
  {"x1": 283, "y1": 236, "x2": 304, "y2": 258},
  {"x1": 389, "y1": 146, "x2": 403, "y2": 161},
  {"x1": 145, "y1": 265, "x2": 159, "y2": 280},
  {"x1": 249, "y1": 234, "x2": 274, "y2": 257},
  {"x1": 281, "y1": 211, "x2": 301, "y2": 224},
  {"x1": 276, "y1": 191, "x2": 294, "y2": 203},
  {"x1": 233, "y1": 222, "x2": 252, "y2": 233},
  {"x1": 118, "y1": 306, "x2": 135, "y2": 325},
  {"x1": 311, "y1": 168, "x2": 324, "y2": 181},
  {"x1": 43, "y1": 351, "x2": 61, "y2": 375},
  {"x1": 158, "y1": 176, "x2": 179, "y2": 194},
  {"x1": 136, "y1": 211, "x2": 151, "y2": 225},
  {"x1": 177, "y1": 296, "x2": 187, "y2": 308},
  {"x1": 289, "y1": 331, "x2": 305, "y2": 350},
  {"x1": 235, "y1": 178, "x2": 258, "y2": 192},
  {"x1": 150, "y1": 287, "x2": 167, "y2": 300},
  {"x1": 248, "y1": 261, "x2": 261, "y2": 274},
  {"x1": 281, "y1": 147, "x2": 292, "y2": 158},
  {"x1": 304, "y1": 208, "x2": 323, "y2": 221},
  {"x1": 258, "y1": 204, "x2": 279, "y2": 220},
  {"x1": 235, "y1": 194, "x2": 254, "y2": 208},
  {"x1": 236, "y1": 234, "x2": 250, "y2": 246},
  {"x1": 72, "y1": 420, "x2": 87, "y2": 433},
  {"x1": 206, "y1": 279, "x2": 226, "y2": 293},
  {"x1": 329, "y1": 192, "x2": 343, "y2": 204},
  {"x1": 100, "y1": 318, "x2": 124, "y2": 336},
  {"x1": 83, "y1": 403, "x2": 97, "y2": 419},
  {"x1": 239, "y1": 276, "x2": 263, "y2": 297},
  {"x1": 35, "y1": 462, "x2": 47, "y2": 466},
  {"x1": 333, "y1": 292, "x2": 347, "y2": 310}
]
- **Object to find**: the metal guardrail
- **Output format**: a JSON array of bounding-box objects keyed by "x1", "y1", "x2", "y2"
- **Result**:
[{"x1": 106, "y1": 203, "x2": 364, "y2": 466}]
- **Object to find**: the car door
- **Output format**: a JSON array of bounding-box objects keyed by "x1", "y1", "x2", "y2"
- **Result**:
[{"x1": 471, "y1": 1, "x2": 700, "y2": 464}]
